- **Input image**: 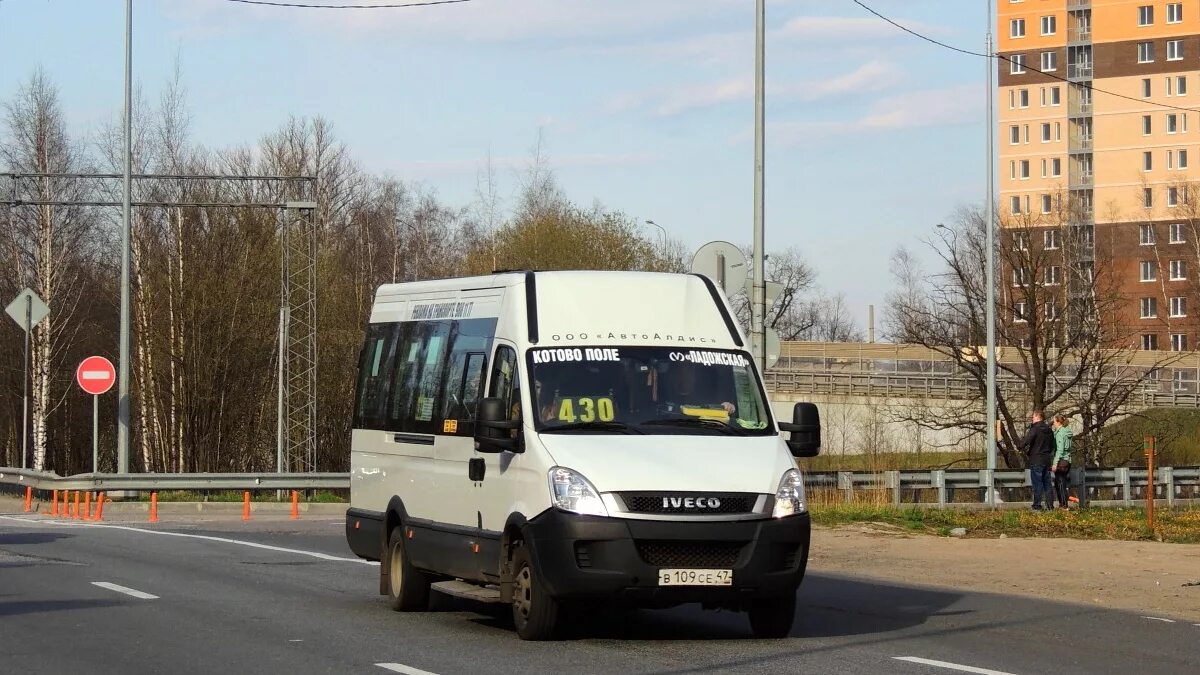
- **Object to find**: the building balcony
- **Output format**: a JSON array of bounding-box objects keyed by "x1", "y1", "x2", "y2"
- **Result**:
[
  {"x1": 1066, "y1": 0, "x2": 1091, "y2": 10},
  {"x1": 1068, "y1": 100, "x2": 1093, "y2": 118},
  {"x1": 1068, "y1": 27, "x2": 1092, "y2": 44},
  {"x1": 1068, "y1": 63, "x2": 1094, "y2": 80},
  {"x1": 1069, "y1": 173, "x2": 1094, "y2": 190},
  {"x1": 1071, "y1": 135, "x2": 1094, "y2": 151}
]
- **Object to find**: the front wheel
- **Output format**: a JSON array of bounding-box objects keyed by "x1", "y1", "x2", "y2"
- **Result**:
[
  {"x1": 747, "y1": 594, "x2": 796, "y2": 639},
  {"x1": 510, "y1": 542, "x2": 560, "y2": 640},
  {"x1": 386, "y1": 526, "x2": 430, "y2": 612}
]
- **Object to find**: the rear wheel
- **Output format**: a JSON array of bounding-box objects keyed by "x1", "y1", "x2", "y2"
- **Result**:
[
  {"x1": 510, "y1": 542, "x2": 560, "y2": 640},
  {"x1": 386, "y1": 526, "x2": 430, "y2": 611},
  {"x1": 747, "y1": 594, "x2": 796, "y2": 639}
]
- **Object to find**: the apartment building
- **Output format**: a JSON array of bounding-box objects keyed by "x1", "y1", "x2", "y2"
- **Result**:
[{"x1": 998, "y1": 0, "x2": 1200, "y2": 353}]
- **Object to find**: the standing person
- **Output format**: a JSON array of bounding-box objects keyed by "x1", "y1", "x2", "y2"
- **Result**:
[
  {"x1": 1019, "y1": 410, "x2": 1056, "y2": 510},
  {"x1": 1051, "y1": 414, "x2": 1073, "y2": 510}
]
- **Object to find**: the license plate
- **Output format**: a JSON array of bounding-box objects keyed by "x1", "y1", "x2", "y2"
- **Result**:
[{"x1": 658, "y1": 569, "x2": 733, "y2": 586}]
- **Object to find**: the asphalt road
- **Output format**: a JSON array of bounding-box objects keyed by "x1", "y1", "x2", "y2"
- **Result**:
[{"x1": 1, "y1": 510, "x2": 1197, "y2": 675}]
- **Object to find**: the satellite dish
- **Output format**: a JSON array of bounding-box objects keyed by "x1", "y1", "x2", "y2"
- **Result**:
[{"x1": 690, "y1": 241, "x2": 748, "y2": 297}]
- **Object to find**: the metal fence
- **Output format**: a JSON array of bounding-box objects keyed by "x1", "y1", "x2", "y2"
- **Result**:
[{"x1": 3, "y1": 466, "x2": 1199, "y2": 509}]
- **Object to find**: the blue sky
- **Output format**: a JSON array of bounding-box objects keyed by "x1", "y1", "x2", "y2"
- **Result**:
[{"x1": 0, "y1": 0, "x2": 990, "y2": 332}]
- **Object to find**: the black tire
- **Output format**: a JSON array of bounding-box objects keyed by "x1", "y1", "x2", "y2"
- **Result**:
[
  {"x1": 386, "y1": 526, "x2": 430, "y2": 612},
  {"x1": 747, "y1": 594, "x2": 796, "y2": 639},
  {"x1": 510, "y1": 542, "x2": 559, "y2": 640}
]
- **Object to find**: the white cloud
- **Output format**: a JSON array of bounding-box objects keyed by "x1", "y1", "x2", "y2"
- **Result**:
[
  {"x1": 775, "y1": 15, "x2": 944, "y2": 41},
  {"x1": 385, "y1": 151, "x2": 660, "y2": 177},
  {"x1": 607, "y1": 60, "x2": 904, "y2": 117}
]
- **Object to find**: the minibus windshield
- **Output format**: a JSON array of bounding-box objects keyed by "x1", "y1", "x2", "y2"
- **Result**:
[{"x1": 527, "y1": 346, "x2": 774, "y2": 435}]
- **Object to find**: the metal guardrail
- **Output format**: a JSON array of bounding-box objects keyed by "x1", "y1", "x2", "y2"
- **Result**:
[
  {"x1": 0, "y1": 468, "x2": 349, "y2": 492},
  {"x1": 804, "y1": 467, "x2": 1200, "y2": 507}
]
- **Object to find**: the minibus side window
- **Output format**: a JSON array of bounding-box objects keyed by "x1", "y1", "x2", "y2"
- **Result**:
[
  {"x1": 488, "y1": 346, "x2": 522, "y2": 426},
  {"x1": 353, "y1": 323, "x2": 398, "y2": 430}
]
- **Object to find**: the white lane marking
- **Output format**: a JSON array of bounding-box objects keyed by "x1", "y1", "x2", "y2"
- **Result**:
[
  {"x1": 0, "y1": 515, "x2": 377, "y2": 565},
  {"x1": 376, "y1": 664, "x2": 439, "y2": 675},
  {"x1": 893, "y1": 656, "x2": 1016, "y2": 675},
  {"x1": 1142, "y1": 616, "x2": 1176, "y2": 623},
  {"x1": 92, "y1": 582, "x2": 158, "y2": 600}
]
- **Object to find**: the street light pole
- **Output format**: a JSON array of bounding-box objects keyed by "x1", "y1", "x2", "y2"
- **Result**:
[
  {"x1": 116, "y1": 0, "x2": 133, "y2": 474},
  {"x1": 644, "y1": 219, "x2": 667, "y2": 247},
  {"x1": 751, "y1": 0, "x2": 767, "y2": 373},
  {"x1": 985, "y1": 0, "x2": 999, "y2": 507}
]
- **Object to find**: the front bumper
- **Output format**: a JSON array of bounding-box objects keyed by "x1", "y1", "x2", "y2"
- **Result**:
[{"x1": 521, "y1": 509, "x2": 810, "y2": 607}]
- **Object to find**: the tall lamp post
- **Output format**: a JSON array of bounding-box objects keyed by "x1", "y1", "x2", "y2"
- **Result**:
[
  {"x1": 644, "y1": 219, "x2": 667, "y2": 247},
  {"x1": 985, "y1": 0, "x2": 998, "y2": 507},
  {"x1": 116, "y1": 0, "x2": 133, "y2": 475}
]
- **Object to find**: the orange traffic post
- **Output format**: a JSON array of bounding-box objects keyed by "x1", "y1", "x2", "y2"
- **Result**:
[
  {"x1": 149, "y1": 492, "x2": 159, "y2": 523},
  {"x1": 290, "y1": 491, "x2": 299, "y2": 520},
  {"x1": 48, "y1": 489, "x2": 59, "y2": 516},
  {"x1": 242, "y1": 491, "x2": 252, "y2": 521},
  {"x1": 95, "y1": 492, "x2": 106, "y2": 522},
  {"x1": 23, "y1": 486, "x2": 32, "y2": 513},
  {"x1": 73, "y1": 491, "x2": 81, "y2": 519},
  {"x1": 83, "y1": 491, "x2": 92, "y2": 521}
]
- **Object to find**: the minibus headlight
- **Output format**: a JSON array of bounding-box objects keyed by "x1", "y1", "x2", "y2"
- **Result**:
[
  {"x1": 772, "y1": 469, "x2": 807, "y2": 518},
  {"x1": 548, "y1": 467, "x2": 609, "y2": 517}
]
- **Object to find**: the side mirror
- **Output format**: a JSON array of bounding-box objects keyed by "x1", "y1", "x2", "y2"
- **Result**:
[
  {"x1": 778, "y1": 402, "x2": 821, "y2": 458},
  {"x1": 474, "y1": 397, "x2": 523, "y2": 454}
]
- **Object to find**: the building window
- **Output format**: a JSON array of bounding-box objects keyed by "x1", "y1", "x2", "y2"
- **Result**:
[
  {"x1": 1049, "y1": 86, "x2": 1061, "y2": 105},
  {"x1": 1168, "y1": 186, "x2": 1181, "y2": 207},
  {"x1": 1167, "y1": 113, "x2": 1181, "y2": 134},
  {"x1": 1009, "y1": 160, "x2": 1016, "y2": 180},
  {"x1": 1141, "y1": 223, "x2": 1156, "y2": 245},
  {"x1": 1014, "y1": 302, "x2": 1028, "y2": 322},
  {"x1": 1143, "y1": 334, "x2": 1159, "y2": 350},
  {"x1": 1051, "y1": 157, "x2": 1062, "y2": 177},
  {"x1": 1169, "y1": 150, "x2": 1175, "y2": 169},
  {"x1": 1019, "y1": 89, "x2": 1030, "y2": 108},
  {"x1": 1143, "y1": 78, "x2": 1152, "y2": 97},
  {"x1": 1144, "y1": 187, "x2": 1154, "y2": 208},
  {"x1": 1168, "y1": 3, "x2": 1183, "y2": 23},
  {"x1": 1013, "y1": 267, "x2": 1029, "y2": 285},
  {"x1": 1041, "y1": 194, "x2": 1053, "y2": 214},
  {"x1": 1141, "y1": 297, "x2": 1158, "y2": 318},
  {"x1": 1010, "y1": 125, "x2": 1020, "y2": 144},
  {"x1": 1046, "y1": 265, "x2": 1061, "y2": 285},
  {"x1": 1171, "y1": 259, "x2": 1187, "y2": 279},
  {"x1": 1138, "y1": 41, "x2": 1155, "y2": 63},
  {"x1": 1172, "y1": 334, "x2": 1189, "y2": 351},
  {"x1": 1041, "y1": 51, "x2": 1057, "y2": 72},
  {"x1": 1139, "y1": 5, "x2": 1154, "y2": 26},
  {"x1": 1182, "y1": 149, "x2": 1191, "y2": 168},
  {"x1": 1143, "y1": 115, "x2": 1153, "y2": 135},
  {"x1": 1019, "y1": 160, "x2": 1030, "y2": 178},
  {"x1": 1011, "y1": 18, "x2": 1026, "y2": 38},
  {"x1": 1078, "y1": 260, "x2": 1095, "y2": 282},
  {"x1": 1011, "y1": 54, "x2": 1027, "y2": 74},
  {"x1": 1081, "y1": 225, "x2": 1095, "y2": 246},
  {"x1": 1171, "y1": 296, "x2": 1188, "y2": 317},
  {"x1": 1042, "y1": 123, "x2": 1052, "y2": 142},
  {"x1": 1141, "y1": 260, "x2": 1157, "y2": 281},
  {"x1": 1040, "y1": 159, "x2": 1048, "y2": 178},
  {"x1": 1055, "y1": 122, "x2": 1062, "y2": 141},
  {"x1": 1014, "y1": 231, "x2": 1029, "y2": 250},
  {"x1": 1179, "y1": 76, "x2": 1189, "y2": 96},
  {"x1": 1041, "y1": 15, "x2": 1056, "y2": 35},
  {"x1": 1024, "y1": 124, "x2": 1030, "y2": 143},
  {"x1": 1009, "y1": 89, "x2": 1016, "y2": 109},
  {"x1": 1173, "y1": 369, "x2": 1193, "y2": 390},
  {"x1": 1144, "y1": 151, "x2": 1154, "y2": 171},
  {"x1": 1010, "y1": 196, "x2": 1022, "y2": 215},
  {"x1": 1044, "y1": 229, "x2": 1060, "y2": 249},
  {"x1": 1045, "y1": 303, "x2": 1060, "y2": 321},
  {"x1": 1171, "y1": 223, "x2": 1187, "y2": 243},
  {"x1": 1168, "y1": 40, "x2": 1184, "y2": 61}
]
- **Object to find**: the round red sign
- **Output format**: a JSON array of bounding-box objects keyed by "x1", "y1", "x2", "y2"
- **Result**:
[{"x1": 76, "y1": 356, "x2": 116, "y2": 396}]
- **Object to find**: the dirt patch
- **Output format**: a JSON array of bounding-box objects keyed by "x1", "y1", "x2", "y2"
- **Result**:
[{"x1": 809, "y1": 525, "x2": 1200, "y2": 622}]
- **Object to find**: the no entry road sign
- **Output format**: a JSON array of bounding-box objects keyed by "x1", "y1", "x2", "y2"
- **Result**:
[{"x1": 76, "y1": 356, "x2": 116, "y2": 396}]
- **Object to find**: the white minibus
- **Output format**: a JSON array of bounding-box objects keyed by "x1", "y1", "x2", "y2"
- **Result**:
[{"x1": 345, "y1": 270, "x2": 820, "y2": 640}]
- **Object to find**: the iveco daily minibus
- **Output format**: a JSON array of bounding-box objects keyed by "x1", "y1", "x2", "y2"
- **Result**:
[{"x1": 345, "y1": 270, "x2": 820, "y2": 640}]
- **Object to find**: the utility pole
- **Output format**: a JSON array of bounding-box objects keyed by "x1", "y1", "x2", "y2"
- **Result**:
[
  {"x1": 985, "y1": 0, "x2": 999, "y2": 507},
  {"x1": 752, "y1": 0, "x2": 767, "y2": 372},
  {"x1": 117, "y1": 0, "x2": 133, "y2": 474}
]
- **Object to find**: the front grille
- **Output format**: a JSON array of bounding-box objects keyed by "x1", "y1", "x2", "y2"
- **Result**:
[
  {"x1": 619, "y1": 492, "x2": 757, "y2": 515},
  {"x1": 635, "y1": 541, "x2": 744, "y2": 568}
]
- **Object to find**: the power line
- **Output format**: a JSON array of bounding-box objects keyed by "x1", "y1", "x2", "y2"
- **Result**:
[
  {"x1": 222, "y1": 0, "x2": 472, "y2": 8},
  {"x1": 850, "y1": 0, "x2": 1200, "y2": 115}
]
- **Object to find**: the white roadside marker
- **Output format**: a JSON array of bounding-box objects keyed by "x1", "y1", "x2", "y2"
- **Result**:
[
  {"x1": 91, "y1": 582, "x2": 158, "y2": 600},
  {"x1": 1142, "y1": 616, "x2": 1176, "y2": 623},
  {"x1": 893, "y1": 656, "x2": 1016, "y2": 675},
  {"x1": 376, "y1": 664, "x2": 439, "y2": 675}
]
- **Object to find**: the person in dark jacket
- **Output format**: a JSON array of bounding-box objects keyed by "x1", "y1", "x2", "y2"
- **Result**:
[{"x1": 1019, "y1": 410, "x2": 1056, "y2": 510}]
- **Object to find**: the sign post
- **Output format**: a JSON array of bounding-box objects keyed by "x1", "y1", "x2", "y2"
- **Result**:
[
  {"x1": 6, "y1": 288, "x2": 50, "y2": 469},
  {"x1": 76, "y1": 356, "x2": 117, "y2": 473}
]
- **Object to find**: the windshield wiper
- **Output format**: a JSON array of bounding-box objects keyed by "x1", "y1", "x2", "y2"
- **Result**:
[
  {"x1": 542, "y1": 421, "x2": 644, "y2": 435},
  {"x1": 640, "y1": 418, "x2": 748, "y2": 435}
]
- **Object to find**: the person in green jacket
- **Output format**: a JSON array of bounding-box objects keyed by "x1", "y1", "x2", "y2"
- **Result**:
[{"x1": 1050, "y1": 414, "x2": 1073, "y2": 509}]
